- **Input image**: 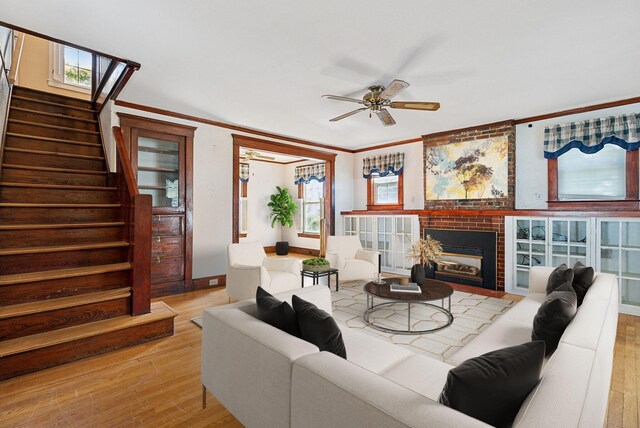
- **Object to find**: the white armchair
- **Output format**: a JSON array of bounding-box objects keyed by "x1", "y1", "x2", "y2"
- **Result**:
[
  {"x1": 325, "y1": 236, "x2": 379, "y2": 282},
  {"x1": 227, "y1": 241, "x2": 301, "y2": 301}
]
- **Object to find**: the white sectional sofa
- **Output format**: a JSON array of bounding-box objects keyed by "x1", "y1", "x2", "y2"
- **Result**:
[{"x1": 201, "y1": 266, "x2": 618, "y2": 428}]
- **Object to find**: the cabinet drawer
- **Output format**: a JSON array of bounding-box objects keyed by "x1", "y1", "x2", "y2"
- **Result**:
[
  {"x1": 152, "y1": 236, "x2": 183, "y2": 257},
  {"x1": 152, "y1": 215, "x2": 184, "y2": 236},
  {"x1": 151, "y1": 256, "x2": 184, "y2": 283}
]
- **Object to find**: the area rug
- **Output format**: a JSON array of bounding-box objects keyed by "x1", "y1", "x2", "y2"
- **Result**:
[{"x1": 191, "y1": 281, "x2": 513, "y2": 362}]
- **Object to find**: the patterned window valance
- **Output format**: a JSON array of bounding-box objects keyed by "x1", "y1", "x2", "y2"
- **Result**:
[
  {"x1": 239, "y1": 163, "x2": 250, "y2": 182},
  {"x1": 294, "y1": 163, "x2": 325, "y2": 185},
  {"x1": 362, "y1": 152, "x2": 404, "y2": 178},
  {"x1": 544, "y1": 113, "x2": 640, "y2": 159}
]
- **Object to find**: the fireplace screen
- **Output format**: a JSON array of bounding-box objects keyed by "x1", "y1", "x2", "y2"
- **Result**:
[{"x1": 437, "y1": 252, "x2": 482, "y2": 279}]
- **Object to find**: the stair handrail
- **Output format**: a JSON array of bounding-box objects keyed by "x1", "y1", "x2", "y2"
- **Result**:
[{"x1": 113, "y1": 126, "x2": 152, "y2": 316}]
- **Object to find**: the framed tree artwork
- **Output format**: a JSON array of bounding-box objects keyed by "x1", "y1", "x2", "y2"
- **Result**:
[{"x1": 425, "y1": 135, "x2": 509, "y2": 200}]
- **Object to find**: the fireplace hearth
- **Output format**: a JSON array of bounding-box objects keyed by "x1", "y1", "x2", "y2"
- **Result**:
[{"x1": 426, "y1": 229, "x2": 497, "y2": 290}]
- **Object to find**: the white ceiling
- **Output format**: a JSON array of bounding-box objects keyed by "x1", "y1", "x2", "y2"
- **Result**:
[{"x1": 3, "y1": 0, "x2": 640, "y2": 149}]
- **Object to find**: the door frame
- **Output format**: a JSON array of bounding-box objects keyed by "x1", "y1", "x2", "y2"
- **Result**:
[{"x1": 232, "y1": 134, "x2": 337, "y2": 244}]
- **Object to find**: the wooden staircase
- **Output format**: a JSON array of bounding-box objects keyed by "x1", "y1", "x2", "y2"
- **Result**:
[{"x1": 0, "y1": 86, "x2": 176, "y2": 380}]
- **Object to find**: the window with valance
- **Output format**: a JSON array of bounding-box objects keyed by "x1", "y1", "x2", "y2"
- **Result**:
[
  {"x1": 362, "y1": 152, "x2": 404, "y2": 210},
  {"x1": 239, "y1": 163, "x2": 249, "y2": 235},
  {"x1": 295, "y1": 163, "x2": 325, "y2": 236},
  {"x1": 544, "y1": 113, "x2": 639, "y2": 207}
]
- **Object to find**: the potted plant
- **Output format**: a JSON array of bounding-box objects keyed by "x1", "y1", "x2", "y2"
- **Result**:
[
  {"x1": 302, "y1": 257, "x2": 331, "y2": 272},
  {"x1": 268, "y1": 186, "x2": 298, "y2": 255},
  {"x1": 408, "y1": 235, "x2": 443, "y2": 285}
]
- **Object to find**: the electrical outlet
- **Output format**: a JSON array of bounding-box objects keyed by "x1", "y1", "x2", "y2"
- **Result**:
[
  {"x1": 209, "y1": 278, "x2": 219, "y2": 286},
  {"x1": 535, "y1": 192, "x2": 543, "y2": 201}
]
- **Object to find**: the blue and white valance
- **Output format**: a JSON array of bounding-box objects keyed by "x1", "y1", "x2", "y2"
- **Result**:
[
  {"x1": 239, "y1": 163, "x2": 250, "y2": 182},
  {"x1": 362, "y1": 152, "x2": 404, "y2": 178},
  {"x1": 544, "y1": 113, "x2": 640, "y2": 159},
  {"x1": 294, "y1": 163, "x2": 325, "y2": 185}
]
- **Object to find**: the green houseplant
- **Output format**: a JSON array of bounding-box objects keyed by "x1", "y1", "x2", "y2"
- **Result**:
[
  {"x1": 268, "y1": 186, "x2": 298, "y2": 255},
  {"x1": 302, "y1": 257, "x2": 330, "y2": 272}
]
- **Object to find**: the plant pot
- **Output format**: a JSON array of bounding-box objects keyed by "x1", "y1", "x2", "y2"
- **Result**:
[
  {"x1": 410, "y1": 263, "x2": 426, "y2": 285},
  {"x1": 302, "y1": 264, "x2": 331, "y2": 272},
  {"x1": 424, "y1": 262, "x2": 436, "y2": 279},
  {"x1": 275, "y1": 241, "x2": 289, "y2": 255}
]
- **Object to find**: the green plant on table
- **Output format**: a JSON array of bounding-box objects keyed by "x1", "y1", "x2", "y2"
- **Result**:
[{"x1": 302, "y1": 257, "x2": 330, "y2": 266}]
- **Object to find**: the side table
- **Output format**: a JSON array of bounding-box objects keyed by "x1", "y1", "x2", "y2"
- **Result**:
[{"x1": 301, "y1": 268, "x2": 339, "y2": 291}]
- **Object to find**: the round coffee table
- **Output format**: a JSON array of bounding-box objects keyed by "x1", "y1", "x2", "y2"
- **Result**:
[{"x1": 363, "y1": 278, "x2": 454, "y2": 335}]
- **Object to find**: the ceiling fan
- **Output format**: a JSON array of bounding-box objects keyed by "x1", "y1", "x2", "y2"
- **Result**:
[
  {"x1": 240, "y1": 149, "x2": 275, "y2": 161},
  {"x1": 322, "y1": 79, "x2": 440, "y2": 126}
]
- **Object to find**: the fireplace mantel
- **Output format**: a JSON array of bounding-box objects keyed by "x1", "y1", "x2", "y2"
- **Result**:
[{"x1": 341, "y1": 209, "x2": 640, "y2": 217}]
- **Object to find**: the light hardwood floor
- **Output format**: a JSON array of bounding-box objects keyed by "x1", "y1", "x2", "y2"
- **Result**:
[{"x1": 0, "y1": 285, "x2": 634, "y2": 427}]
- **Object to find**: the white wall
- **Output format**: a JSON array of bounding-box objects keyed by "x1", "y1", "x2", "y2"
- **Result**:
[
  {"x1": 351, "y1": 141, "x2": 424, "y2": 210},
  {"x1": 108, "y1": 105, "x2": 353, "y2": 279},
  {"x1": 240, "y1": 161, "x2": 285, "y2": 246},
  {"x1": 515, "y1": 102, "x2": 640, "y2": 209}
]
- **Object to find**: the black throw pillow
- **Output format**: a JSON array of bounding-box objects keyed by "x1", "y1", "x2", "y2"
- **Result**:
[
  {"x1": 572, "y1": 261, "x2": 595, "y2": 306},
  {"x1": 438, "y1": 341, "x2": 545, "y2": 428},
  {"x1": 255, "y1": 287, "x2": 300, "y2": 338},
  {"x1": 545, "y1": 264, "x2": 574, "y2": 295},
  {"x1": 532, "y1": 282, "x2": 577, "y2": 355},
  {"x1": 292, "y1": 295, "x2": 346, "y2": 359}
]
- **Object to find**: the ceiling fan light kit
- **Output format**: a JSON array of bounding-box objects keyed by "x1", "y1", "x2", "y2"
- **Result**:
[{"x1": 322, "y1": 79, "x2": 440, "y2": 127}]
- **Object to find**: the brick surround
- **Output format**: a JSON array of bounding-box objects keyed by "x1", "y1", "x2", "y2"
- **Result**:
[
  {"x1": 419, "y1": 214, "x2": 505, "y2": 291},
  {"x1": 423, "y1": 120, "x2": 516, "y2": 210}
]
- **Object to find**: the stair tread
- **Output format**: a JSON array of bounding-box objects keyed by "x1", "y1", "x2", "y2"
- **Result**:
[
  {"x1": 0, "y1": 288, "x2": 131, "y2": 319},
  {"x1": 0, "y1": 241, "x2": 129, "y2": 256},
  {"x1": 0, "y1": 182, "x2": 116, "y2": 191},
  {"x1": 9, "y1": 119, "x2": 100, "y2": 135},
  {"x1": 0, "y1": 222, "x2": 125, "y2": 230},
  {"x1": 4, "y1": 147, "x2": 104, "y2": 161},
  {"x1": 0, "y1": 203, "x2": 120, "y2": 208},
  {"x1": 1, "y1": 164, "x2": 108, "y2": 175},
  {"x1": 10, "y1": 107, "x2": 97, "y2": 123},
  {"x1": 13, "y1": 86, "x2": 93, "y2": 106},
  {"x1": 11, "y1": 96, "x2": 95, "y2": 113},
  {"x1": 0, "y1": 262, "x2": 132, "y2": 286},
  {"x1": 0, "y1": 301, "x2": 176, "y2": 357},
  {"x1": 6, "y1": 132, "x2": 102, "y2": 147}
]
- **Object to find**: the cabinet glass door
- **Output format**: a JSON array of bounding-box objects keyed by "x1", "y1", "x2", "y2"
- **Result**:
[
  {"x1": 358, "y1": 217, "x2": 374, "y2": 250},
  {"x1": 377, "y1": 217, "x2": 393, "y2": 271},
  {"x1": 393, "y1": 216, "x2": 414, "y2": 272},
  {"x1": 344, "y1": 216, "x2": 357, "y2": 236},
  {"x1": 134, "y1": 130, "x2": 185, "y2": 211},
  {"x1": 514, "y1": 218, "x2": 547, "y2": 291},
  {"x1": 550, "y1": 219, "x2": 589, "y2": 267}
]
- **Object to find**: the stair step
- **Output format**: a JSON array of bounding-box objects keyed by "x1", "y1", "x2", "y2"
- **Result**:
[
  {"x1": 12, "y1": 87, "x2": 93, "y2": 109},
  {"x1": 3, "y1": 147, "x2": 105, "y2": 171},
  {"x1": 11, "y1": 96, "x2": 95, "y2": 120},
  {"x1": 0, "y1": 288, "x2": 131, "y2": 319},
  {"x1": 0, "y1": 182, "x2": 115, "y2": 191},
  {"x1": 0, "y1": 222, "x2": 124, "y2": 230},
  {"x1": 0, "y1": 202, "x2": 119, "y2": 208},
  {"x1": 6, "y1": 132, "x2": 102, "y2": 147},
  {"x1": 0, "y1": 164, "x2": 108, "y2": 186},
  {"x1": 0, "y1": 301, "x2": 176, "y2": 380},
  {"x1": 0, "y1": 241, "x2": 129, "y2": 256},
  {"x1": 1, "y1": 164, "x2": 107, "y2": 175},
  {"x1": 0, "y1": 203, "x2": 121, "y2": 224},
  {"x1": 4, "y1": 147, "x2": 104, "y2": 161},
  {"x1": 0, "y1": 262, "x2": 131, "y2": 286},
  {"x1": 8, "y1": 119, "x2": 99, "y2": 135},
  {"x1": 10, "y1": 107, "x2": 97, "y2": 124}
]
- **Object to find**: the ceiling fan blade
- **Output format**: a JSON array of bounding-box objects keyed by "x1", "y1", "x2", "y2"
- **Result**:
[
  {"x1": 390, "y1": 101, "x2": 440, "y2": 111},
  {"x1": 376, "y1": 109, "x2": 396, "y2": 127},
  {"x1": 329, "y1": 107, "x2": 368, "y2": 122},
  {"x1": 255, "y1": 153, "x2": 276, "y2": 160},
  {"x1": 379, "y1": 79, "x2": 409, "y2": 99},
  {"x1": 322, "y1": 94, "x2": 364, "y2": 104}
]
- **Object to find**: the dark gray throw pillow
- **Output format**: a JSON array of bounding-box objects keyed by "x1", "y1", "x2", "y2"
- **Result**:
[
  {"x1": 438, "y1": 341, "x2": 545, "y2": 428},
  {"x1": 532, "y1": 282, "x2": 577, "y2": 355},
  {"x1": 256, "y1": 287, "x2": 301, "y2": 338},
  {"x1": 545, "y1": 264, "x2": 574, "y2": 295},
  {"x1": 292, "y1": 295, "x2": 346, "y2": 359},
  {"x1": 572, "y1": 261, "x2": 595, "y2": 306}
]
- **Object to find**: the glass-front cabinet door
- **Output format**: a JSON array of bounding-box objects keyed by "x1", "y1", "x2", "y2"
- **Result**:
[
  {"x1": 514, "y1": 218, "x2": 548, "y2": 292},
  {"x1": 358, "y1": 217, "x2": 374, "y2": 250},
  {"x1": 132, "y1": 129, "x2": 185, "y2": 212},
  {"x1": 393, "y1": 216, "x2": 415, "y2": 273},
  {"x1": 598, "y1": 219, "x2": 640, "y2": 314},
  {"x1": 377, "y1": 217, "x2": 393, "y2": 271},
  {"x1": 549, "y1": 219, "x2": 590, "y2": 268}
]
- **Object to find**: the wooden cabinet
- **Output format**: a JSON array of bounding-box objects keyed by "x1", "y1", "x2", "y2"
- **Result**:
[{"x1": 119, "y1": 114, "x2": 195, "y2": 297}]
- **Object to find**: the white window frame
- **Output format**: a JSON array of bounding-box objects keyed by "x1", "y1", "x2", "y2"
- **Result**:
[
  {"x1": 372, "y1": 175, "x2": 399, "y2": 205},
  {"x1": 48, "y1": 42, "x2": 91, "y2": 94},
  {"x1": 301, "y1": 181, "x2": 323, "y2": 235}
]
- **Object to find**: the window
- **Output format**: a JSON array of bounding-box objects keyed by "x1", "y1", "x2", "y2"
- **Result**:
[
  {"x1": 558, "y1": 145, "x2": 626, "y2": 200},
  {"x1": 49, "y1": 43, "x2": 92, "y2": 92},
  {"x1": 239, "y1": 181, "x2": 248, "y2": 236},
  {"x1": 299, "y1": 180, "x2": 323, "y2": 236},
  {"x1": 367, "y1": 174, "x2": 404, "y2": 210}
]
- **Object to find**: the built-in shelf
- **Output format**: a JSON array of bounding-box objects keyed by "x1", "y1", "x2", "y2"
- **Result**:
[
  {"x1": 138, "y1": 166, "x2": 179, "y2": 173},
  {"x1": 139, "y1": 185, "x2": 171, "y2": 190},
  {"x1": 138, "y1": 145, "x2": 179, "y2": 155}
]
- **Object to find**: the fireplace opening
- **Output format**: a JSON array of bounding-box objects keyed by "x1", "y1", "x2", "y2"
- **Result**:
[{"x1": 426, "y1": 229, "x2": 497, "y2": 290}]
